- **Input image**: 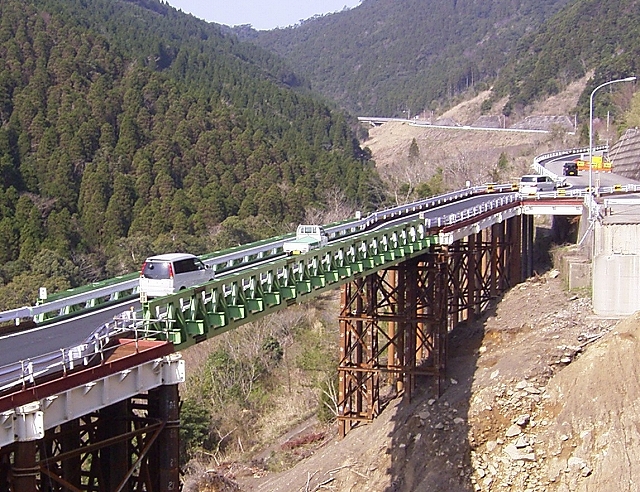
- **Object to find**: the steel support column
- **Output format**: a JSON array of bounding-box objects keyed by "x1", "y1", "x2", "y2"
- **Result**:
[
  {"x1": 508, "y1": 214, "x2": 523, "y2": 284},
  {"x1": 337, "y1": 217, "x2": 523, "y2": 436},
  {"x1": 490, "y1": 223, "x2": 500, "y2": 297},
  {"x1": 12, "y1": 441, "x2": 37, "y2": 492},
  {"x1": 337, "y1": 276, "x2": 378, "y2": 437},
  {"x1": 60, "y1": 420, "x2": 81, "y2": 491},
  {"x1": 490, "y1": 221, "x2": 511, "y2": 294},
  {"x1": 98, "y1": 400, "x2": 129, "y2": 490},
  {"x1": 456, "y1": 222, "x2": 515, "y2": 325},
  {"x1": 338, "y1": 249, "x2": 448, "y2": 437},
  {"x1": 522, "y1": 214, "x2": 534, "y2": 278},
  {"x1": 148, "y1": 385, "x2": 180, "y2": 491},
  {"x1": 387, "y1": 269, "x2": 399, "y2": 392},
  {"x1": 467, "y1": 232, "x2": 480, "y2": 322}
]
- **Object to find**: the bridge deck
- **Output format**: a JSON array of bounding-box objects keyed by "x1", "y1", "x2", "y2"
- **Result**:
[{"x1": 0, "y1": 338, "x2": 173, "y2": 413}]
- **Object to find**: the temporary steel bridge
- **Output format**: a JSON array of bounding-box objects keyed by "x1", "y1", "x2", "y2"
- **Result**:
[{"x1": 0, "y1": 146, "x2": 637, "y2": 490}]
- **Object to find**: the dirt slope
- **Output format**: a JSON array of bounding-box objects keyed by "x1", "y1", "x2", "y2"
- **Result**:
[
  {"x1": 361, "y1": 75, "x2": 590, "y2": 195},
  {"x1": 192, "y1": 268, "x2": 640, "y2": 492}
]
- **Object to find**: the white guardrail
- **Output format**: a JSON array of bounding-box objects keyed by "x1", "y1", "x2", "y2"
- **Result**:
[
  {"x1": 531, "y1": 145, "x2": 608, "y2": 182},
  {"x1": 0, "y1": 313, "x2": 168, "y2": 394}
]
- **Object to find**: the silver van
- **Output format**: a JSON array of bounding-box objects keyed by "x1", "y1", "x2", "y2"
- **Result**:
[
  {"x1": 518, "y1": 175, "x2": 556, "y2": 196},
  {"x1": 139, "y1": 253, "x2": 213, "y2": 298}
]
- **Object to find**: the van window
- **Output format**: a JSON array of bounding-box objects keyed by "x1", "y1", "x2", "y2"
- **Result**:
[
  {"x1": 142, "y1": 261, "x2": 170, "y2": 279},
  {"x1": 174, "y1": 258, "x2": 200, "y2": 274}
]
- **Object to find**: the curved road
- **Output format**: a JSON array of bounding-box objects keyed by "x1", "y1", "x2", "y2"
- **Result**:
[{"x1": 545, "y1": 155, "x2": 639, "y2": 189}]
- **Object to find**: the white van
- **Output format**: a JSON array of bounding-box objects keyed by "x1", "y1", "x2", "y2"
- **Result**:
[
  {"x1": 139, "y1": 253, "x2": 213, "y2": 298},
  {"x1": 518, "y1": 175, "x2": 556, "y2": 196}
]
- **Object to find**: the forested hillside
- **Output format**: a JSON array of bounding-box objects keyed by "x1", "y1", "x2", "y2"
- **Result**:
[
  {"x1": 242, "y1": 0, "x2": 573, "y2": 116},
  {"x1": 0, "y1": 0, "x2": 383, "y2": 309},
  {"x1": 241, "y1": 0, "x2": 640, "y2": 122},
  {"x1": 492, "y1": 0, "x2": 640, "y2": 117}
]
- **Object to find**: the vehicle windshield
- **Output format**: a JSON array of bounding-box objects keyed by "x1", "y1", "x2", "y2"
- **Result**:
[{"x1": 520, "y1": 176, "x2": 537, "y2": 183}]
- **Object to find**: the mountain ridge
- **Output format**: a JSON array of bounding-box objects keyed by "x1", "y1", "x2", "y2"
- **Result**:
[
  {"x1": 239, "y1": 0, "x2": 639, "y2": 123},
  {"x1": 240, "y1": 0, "x2": 574, "y2": 115}
]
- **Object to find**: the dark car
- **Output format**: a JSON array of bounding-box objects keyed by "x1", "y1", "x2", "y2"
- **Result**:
[{"x1": 563, "y1": 162, "x2": 578, "y2": 176}]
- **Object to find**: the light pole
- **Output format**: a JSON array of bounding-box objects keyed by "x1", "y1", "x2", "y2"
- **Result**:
[{"x1": 588, "y1": 76, "x2": 636, "y2": 207}]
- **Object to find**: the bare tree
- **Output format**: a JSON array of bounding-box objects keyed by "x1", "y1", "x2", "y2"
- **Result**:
[{"x1": 305, "y1": 187, "x2": 359, "y2": 224}]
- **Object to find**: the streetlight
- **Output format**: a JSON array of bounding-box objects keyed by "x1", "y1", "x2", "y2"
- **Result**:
[{"x1": 588, "y1": 76, "x2": 636, "y2": 207}]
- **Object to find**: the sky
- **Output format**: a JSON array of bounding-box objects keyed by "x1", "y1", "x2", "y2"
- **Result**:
[{"x1": 165, "y1": 0, "x2": 361, "y2": 31}]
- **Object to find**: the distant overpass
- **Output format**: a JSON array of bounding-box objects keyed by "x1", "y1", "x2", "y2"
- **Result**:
[
  {"x1": 357, "y1": 116, "x2": 410, "y2": 126},
  {"x1": 358, "y1": 116, "x2": 555, "y2": 134}
]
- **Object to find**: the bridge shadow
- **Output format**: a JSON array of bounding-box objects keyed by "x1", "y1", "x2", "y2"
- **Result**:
[{"x1": 380, "y1": 303, "x2": 499, "y2": 491}]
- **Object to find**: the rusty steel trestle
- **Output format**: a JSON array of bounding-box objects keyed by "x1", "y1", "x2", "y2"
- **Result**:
[{"x1": 337, "y1": 217, "x2": 520, "y2": 436}]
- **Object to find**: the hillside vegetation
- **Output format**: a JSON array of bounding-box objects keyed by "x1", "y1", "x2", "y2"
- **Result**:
[
  {"x1": 242, "y1": 0, "x2": 572, "y2": 116},
  {"x1": 0, "y1": 0, "x2": 382, "y2": 309},
  {"x1": 243, "y1": 0, "x2": 640, "y2": 123},
  {"x1": 492, "y1": 0, "x2": 640, "y2": 118}
]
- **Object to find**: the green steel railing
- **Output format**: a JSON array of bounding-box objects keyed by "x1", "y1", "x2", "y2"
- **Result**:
[{"x1": 142, "y1": 214, "x2": 436, "y2": 349}]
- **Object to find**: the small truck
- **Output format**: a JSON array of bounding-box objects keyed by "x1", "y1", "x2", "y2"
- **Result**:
[{"x1": 283, "y1": 225, "x2": 329, "y2": 254}]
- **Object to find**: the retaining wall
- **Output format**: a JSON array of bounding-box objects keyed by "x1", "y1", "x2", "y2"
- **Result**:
[{"x1": 609, "y1": 128, "x2": 640, "y2": 179}]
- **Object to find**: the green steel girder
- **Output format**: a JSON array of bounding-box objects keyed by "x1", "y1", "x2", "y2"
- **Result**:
[{"x1": 142, "y1": 217, "x2": 437, "y2": 350}]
